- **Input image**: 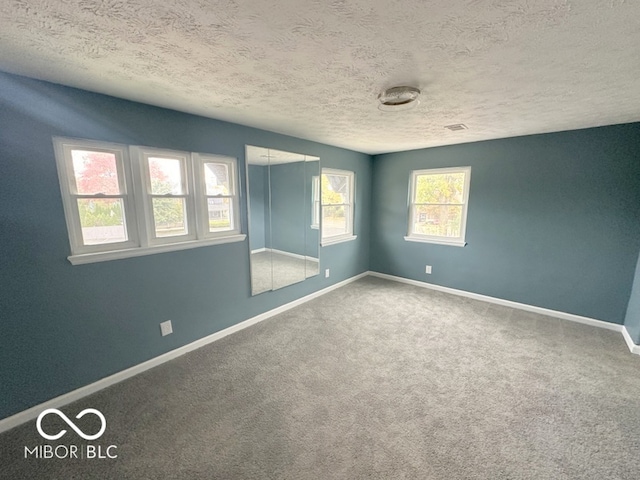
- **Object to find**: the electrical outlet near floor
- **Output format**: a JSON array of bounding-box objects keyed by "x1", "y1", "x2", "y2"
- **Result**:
[
  {"x1": 325, "y1": 268, "x2": 330, "y2": 278},
  {"x1": 425, "y1": 265, "x2": 432, "y2": 274},
  {"x1": 160, "y1": 320, "x2": 173, "y2": 336}
]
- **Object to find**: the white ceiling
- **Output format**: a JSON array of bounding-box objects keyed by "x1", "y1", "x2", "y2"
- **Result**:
[
  {"x1": 246, "y1": 145, "x2": 319, "y2": 166},
  {"x1": 1, "y1": 0, "x2": 639, "y2": 154}
]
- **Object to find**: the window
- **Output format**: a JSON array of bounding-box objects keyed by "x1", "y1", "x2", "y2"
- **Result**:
[
  {"x1": 193, "y1": 154, "x2": 240, "y2": 238},
  {"x1": 406, "y1": 166, "x2": 471, "y2": 247},
  {"x1": 311, "y1": 175, "x2": 320, "y2": 229},
  {"x1": 54, "y1": 137, "x2": 244, "y2": 264},
  {"x1": 321, "y1": 169, "x2": 356, "y2": 245},
  {"x1": 136, "y1": 147, "x2": 195, "y2": 243},
  {"x1": 54, "y1": 139, "x2": 139, "y2": 255}
]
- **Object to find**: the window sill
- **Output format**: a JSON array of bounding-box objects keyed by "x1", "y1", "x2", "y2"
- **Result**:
[
  {"x1": 321, "y1": 234, "x2": 357, "y2": 247},
  {"x1": 68, "y1": 234, "x2": 247, "y2": 265},
  {"x1": 404, "y1": 236, "x2": 467, "y2": 247}
]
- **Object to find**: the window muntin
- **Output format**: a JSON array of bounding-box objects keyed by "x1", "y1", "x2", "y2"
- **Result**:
[
  {"x1": 321, "y1": 169, "x2": 355, "y2": 244},
  {"x1": 138, "y1": 149, "x2": 195, "y2": 243},
  {"x1": 54, "y1": 137, "x2": 244, "y2": 264},
  {"x1": 194, "y1": 155, "x2": 241, "y2": 237},
  {"x1": 407, "y1": 166, "x2": 471, "y2": 246},
  {"x1": 55, "y1": 139, "x2": 139, "y2": 254}
]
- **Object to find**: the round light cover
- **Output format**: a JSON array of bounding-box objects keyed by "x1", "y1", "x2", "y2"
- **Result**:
[{"x1": 378, "y1": 86, "x2": 421, "y2": 111}]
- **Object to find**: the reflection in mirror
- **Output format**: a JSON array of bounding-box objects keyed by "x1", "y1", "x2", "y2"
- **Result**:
[{"x1": 246, "y1": 146, "x2": 320, "y2": 295}]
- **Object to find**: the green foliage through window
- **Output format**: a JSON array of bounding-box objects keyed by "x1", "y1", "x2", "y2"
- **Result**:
[{"x1": 410, "y1": 168, "x2": 470, "y2": 241}]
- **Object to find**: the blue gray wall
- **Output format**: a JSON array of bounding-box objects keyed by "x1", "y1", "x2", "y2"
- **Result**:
[
  {"x1": 0, "y1": 72, "x2": 371, "y2": 420},
  {"x1": 248, "y1": 164, "x2": 268, "y2": 251},
  {"x1": 624, "y1": 253, "x2": 640, "y2": 343},
  {"x1": 2, "y1": 70, "x2": 639, "y2": 421},
  {"x1": 270, "y1": 162, "x2": 307, "y2": 256},
  {"x1": 371, "y1": 125, "x2": 640, "y2": 325},
  {"x1": 248, "y1": 161, "x2": 319, "y2": 258}
]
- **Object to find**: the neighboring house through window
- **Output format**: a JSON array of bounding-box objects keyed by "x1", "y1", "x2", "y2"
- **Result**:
[
  {"x1": 54, "y1": 137, "x2": 244, "y2": 264},
  {"x1": 405, "y1": 166, "x2": 471, "y2": 247}
]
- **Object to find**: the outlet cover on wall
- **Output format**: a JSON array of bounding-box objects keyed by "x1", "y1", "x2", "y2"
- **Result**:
[
  {"x1": 325, "y1": 268, "x2": 330, "y2": 278},
  {"x1": 160, "y1": 320, "x2": 173, "y2": 336},
  {"x1": 425, "y1": 265, "x2": 432, "y2": 274}
]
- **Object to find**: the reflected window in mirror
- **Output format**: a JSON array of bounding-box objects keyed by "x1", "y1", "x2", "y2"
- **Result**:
[
  {"x1": 246, "y1": 146, "x2": 320, "y2": 295},
  {"x1": 321, "y1": 168, "x2": 356, "y2": 246}
]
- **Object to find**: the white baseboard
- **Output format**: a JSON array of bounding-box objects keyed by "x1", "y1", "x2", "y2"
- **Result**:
[
  {"x1": 0, "y1": 271, "x2": 369, "y2": 434},
  {"x1": 622, "y1": 327, "x2": 640, "y2": 354},
  {"x1": 251, "y1": 248, "x2": 319, "y2": 263},
  {"x1": 270, "y1": 248, "x2": 319, "y2": 263},
  {"x1": 3, "y1": 270, "x2": 636, "y2": 433},
  {"x1": 368, "y1": 271, "x2": 626, "y2": 334}
]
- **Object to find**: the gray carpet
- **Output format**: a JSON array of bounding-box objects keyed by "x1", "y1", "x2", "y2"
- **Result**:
[{"x1": 2, "y1": 276, "x2": 640, "y2": 479}]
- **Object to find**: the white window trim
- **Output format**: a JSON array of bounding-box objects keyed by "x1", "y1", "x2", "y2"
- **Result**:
[
  {"x1": 321, "y1": 234, "x2": 358, "y2": 247},
  {"x1": 67, "y1": 234, "x2": 246, "y2": 265},
  {"x1": 53, "y1": 138, "x2": 140, "y2": 256},
  {"x1": 54, "y1": 137, "x2": 245, "y2": 265},
  {"x1": 403, "y1": 236, "x2": 467, "y2": 247},
  {"x1": 405, "y1": 166, "x2": 471, "y2": 247},
  {"x1": 192, "y1": 153, "x2": 242, "y2": 239},
  {"x1": 311, "y1": 175, "x2": 320, "y2": 229},
  {"x1": 320, "y1": 168, "x2": 356, "y2": 246},
  {"x1": 132, "y1": 146, "x2": 197, "y2": 246}
]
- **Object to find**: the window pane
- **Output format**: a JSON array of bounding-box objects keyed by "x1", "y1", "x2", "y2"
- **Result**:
[
  {"x1": 77, "y1": 198, "x2": 127, "y2": 245},
  {"x1": 412, "y1": 205, "x2": 462, "y2": 238},
  {"x1": 322, "y1": 205, "x2": 349, "y2": 237},
  {"x1": 72, "y1": 150, "x2": 121, "y2": 195},
  {"x1": 322, "y1": 174, "x2": 349, "y2": 204},
  {"x1": 207, "y1": 197, "x2": 231, "y2": 232},
  {"x1": 204, "y1": 163, "x2": 230, "y2": 196},
  {"x1": 415, "y1": 172, "x2": 465, "y2": 204},
  {"x1": 152, "y1": 197, "x2": 187, "y2": 237},
  {"x1": 148, "y1": 157, "x2": 184, "y2": 195}
]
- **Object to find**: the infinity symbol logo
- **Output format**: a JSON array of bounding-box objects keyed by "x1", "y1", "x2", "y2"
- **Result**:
[{"x1": 36, "y1": 408, "x2": 107, "y2": 441}]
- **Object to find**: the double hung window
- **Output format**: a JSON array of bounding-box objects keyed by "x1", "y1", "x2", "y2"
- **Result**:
[
  {"x1": 406, "y1": 166, "x2": 471, "y2": 247},
  {"x1": 321, "y1": 169, "x2": 356, "y2": 245},
  {"x1": 54, "y1": 137, "x2": 243, "y2": 264}
]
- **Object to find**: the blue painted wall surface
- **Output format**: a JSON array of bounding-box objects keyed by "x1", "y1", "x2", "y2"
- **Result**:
[
  {"x1": 270, "y1": 162, "x2": 306, "y2": 256},
  {"x1": 624, "y1": 253, "x2": 640, "y2": 344},
  {"x1": 2, "y1": 69, "x2": 638, "y2": 421},
  {"x1": 0, "y1": 72, "x2": 371, "y2": 420},
  {"x1": 248, "y1": 164, "x2": 268, "y2": 251},
  {"x1": 371, "y1": 125, "x2": 640, "y2": 324}
]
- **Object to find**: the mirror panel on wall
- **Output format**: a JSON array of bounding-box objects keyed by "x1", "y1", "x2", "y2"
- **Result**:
[{"x1": 246, "y1": 146, "x2": 320, "y2": 295}]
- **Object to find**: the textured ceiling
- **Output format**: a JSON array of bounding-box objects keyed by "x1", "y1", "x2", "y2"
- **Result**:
[
  {"x1": 246, "y1": 146, "x2": 319, "y2": 166},
  {"x1": 1, "y1": 0, "x2": 639, "y2": 154}
]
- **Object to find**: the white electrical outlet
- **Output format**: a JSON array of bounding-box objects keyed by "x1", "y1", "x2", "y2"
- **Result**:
[
  {"x1": 325, "y1": 268, "x2": 330, "y2": 278},
  {"x1": 425, "y1": 265, "x2": 432, "y2": 274},
  {"x1": 160, "y1": 320, "x2": 173, "y2": 336}
]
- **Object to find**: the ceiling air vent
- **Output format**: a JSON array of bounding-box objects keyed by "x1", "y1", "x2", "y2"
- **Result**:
[{"x1": 444, "y1": 124, "x2": 468, "y2": 131}]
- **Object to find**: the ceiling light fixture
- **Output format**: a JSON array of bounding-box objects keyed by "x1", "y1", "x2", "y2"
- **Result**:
[{"x1": 377, "y1": 86, "x2": 421, "y2": 112}]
